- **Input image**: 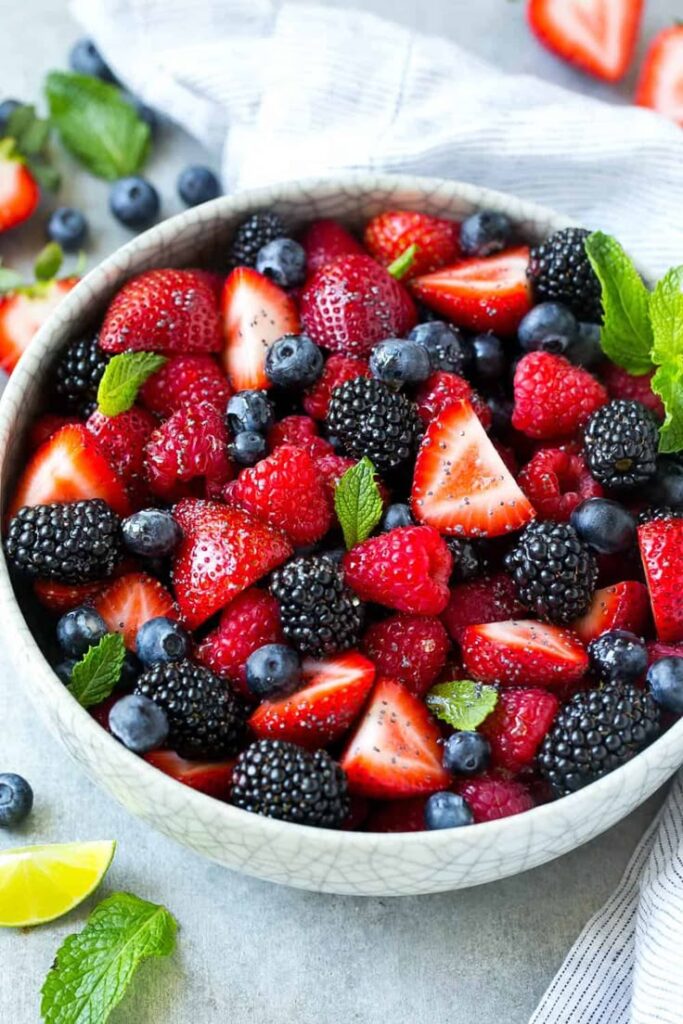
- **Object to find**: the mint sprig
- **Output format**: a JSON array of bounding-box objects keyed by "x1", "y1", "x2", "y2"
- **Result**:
[
  {"x1": 34, "y1": 243, "x2": 64, "y2": 283},
  {"x1": 426, "y1": 680, "x2": 498, "y2": 731},
  {"x1": 40, "y1": 892, "x2": 177, "y2": 1024},
  {"x1": 67, "y1": 633, "x2": 126, "y2": 708},
  {"x1": 97, "y1": 352, "x2": 167, "y2": 417},
  {"x1": 334, "y1": 457, "x2": 384, "y2": 549},
  {"x1": 650, "y1": 266, "x2": 683, "y2": 453}
]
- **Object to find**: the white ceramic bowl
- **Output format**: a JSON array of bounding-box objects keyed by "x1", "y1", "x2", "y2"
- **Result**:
[{"x1": 1, "y1": 174, "x2": 681, "y2": 896}]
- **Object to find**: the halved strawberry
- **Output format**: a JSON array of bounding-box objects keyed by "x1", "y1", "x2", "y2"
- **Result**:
[
  {"x1": 94, "y1": 572, "x2": 177, "y2": 649},
  {"x1": 27, "y1": 414, "x2": 80, "y2": 452},
  {"x1": 300, "y1": 219, "x2": 365, "y2": 276},
  {"x1": 364, "y1": 210, "x2": 462, "y2": 278},
  {"x1": 527, "y1": 0, "x2": 643, "y2": 82},
  {"x1": 638, "y1": 518, "x2": 683, "y2": 642},
  {"x1": 221, "y1": 267, "x2": 300, "y2": 391},
  {"x1": 411, "y1": 400, "x2": 535, "y2": 538},
  {"x1": 340, "y1": 677, "x2": 450, "y2": 799},
  {"x1": 461, "y1": 619, "x2": 589, "y2": 688},
  {"x1": 442, "y1": 574, "x2": 526, "y2": 643},
  {"x1": 34, "y1": 578, "x2": 108, "y2": 613},
  {"x1": 144, "y1": 750, "x2": 235, "y2": 799},
  {"x1": 249, "y1": 651, "x2": 376, "y2": 748},
  {"x1": 636, "y1": 25, "x2": 683, "y2": 127},
  {"x1": 572, "y1": 580, "x2": 650, "y2": 644},
  {"x1": 0, "y1": 279, "x2": 77, "y2": 374},
  {"x1": 7, "y1": 423, "x2": 131, "y2": 519},
  {"x1": 410, "y1": 247, "x2": 532, "y2": 335},
  {"x1": 481, "y1": 687, "x2": 559, "y2": 772},
  {"x1": 0, "y1": 145, "x2": 39, "y2": 234}
]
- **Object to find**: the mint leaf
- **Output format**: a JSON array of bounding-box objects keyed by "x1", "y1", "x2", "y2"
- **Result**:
[
  {"x1": 45, "y1": 71, "x2": 151, "y2": 180},
  {"x1": 29, "y1": 161, "x2": 61, "y2": 192},
  {"x1": 584, "y1": 231, "x2": 653, "y2": 376},
  {"x1": 334, "y1": 457, "x2": 383, "y2": 549},
  {"x1": 41, "y1": 892, "x2": 177, "y2": 1024},
  {"x1": 426, "y1": 680, "x2": 498, "y2": 731},
  {"x1": 34, "y1": 243, "x2": 63, "y2": 283},
  {"x1": 97, "y1": 352, "x2": 167, "y2": 417},
  {"x1": 650, "y1": 266, "x2": 683, "y2": 453},
  {"x1": 67, "y1": 633, "x2": 125, "y2": 708}
]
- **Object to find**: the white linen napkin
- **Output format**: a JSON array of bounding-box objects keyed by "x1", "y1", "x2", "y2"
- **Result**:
[{"x1": 70, "y1": 2, "x2": 683, "y2": 1021}]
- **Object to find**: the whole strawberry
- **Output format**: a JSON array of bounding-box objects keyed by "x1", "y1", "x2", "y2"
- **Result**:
[
  {"x1": 300, "y1": 219, "x2": 365, "y2": 276},
  {"x1": 512, "y1": 351, "x2": 607, "y2": 440},
  {"x1": 364, "y1": 210, "x2": 461, "y2": 278}
]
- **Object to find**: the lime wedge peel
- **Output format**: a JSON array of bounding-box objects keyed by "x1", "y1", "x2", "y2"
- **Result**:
[{"x1": 0, "y1": 839, "x2": 116, "y2": 927}]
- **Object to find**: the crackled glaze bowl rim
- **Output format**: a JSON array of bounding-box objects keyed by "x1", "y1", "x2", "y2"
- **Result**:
[{"x1": 0, "y1": 173, "x2": 681, "y2": 891}]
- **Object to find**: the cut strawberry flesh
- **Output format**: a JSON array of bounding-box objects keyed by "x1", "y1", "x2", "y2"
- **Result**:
[
  {"x1": 638, "y1": 519, "x2": 683, "y2": 643},
  {"x1": 94, "y1": 572, "x2": 178, "y2": 649},
  {"x1": 461, "y1": 619, "x2": 589, "y2": 688},
  {"x1": 572, "y1": 581, "x2": 650, "y2": 644},
  {"x1": 144, "y1": 750, "x2": 235, "y2": 799}
]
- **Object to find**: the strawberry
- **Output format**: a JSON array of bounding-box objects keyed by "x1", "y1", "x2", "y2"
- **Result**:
[
  {"x1": 86, "y1": 406, "x2": 157, "y2": 503},
  {"x1": 144, "y1": 400, "x2": 232, "y2": 500},
  {"x1": 303, "y1": 353, "x2": 370, "y2": 420},
  {"x1": 365, "y1": 797, "x2": 428, "y2": 833},
  {"x1": 28, "y1": 414, "x2": 80, "y2": 452},
  {"x1": 172, "y1": 499, "x2": 292, "y2": 629},
  {"x1": 527, "y1": 0, "x2": 643, "y2": 82},
  {"x1": 340, "y1": 677, "x2": 450, "y2": 799},
  {"x1": 94, "y1": 571, "x2": 177, "y2": 649},
  {"x1": 481, "y1": 688, "x2": 559, "y2": 772},
  {"x1": 636, "y1": 26, "x2": 683, "y2": 127},
  {"x1": 196, "y1": 588, "x2": 284, "y2": 697},
  {"x1": 7, "y1": 423, "x2": 131, "y2": 519},
  {"x1": 518, "y1": 447, "x2": 603, "y2": 521},
  {"x1": 221, "y1": 267, "x2": 300, "y2": 391},
  {"x1": 461, "y1": 619, "x2": 589, "y2": 688},
  {"x1": 362, "y1": 614, "x2": 450, "y2": 697},
  {"x1": 139, "y1": 354, "x2": 230, "y2": 417},
  {"x1": 453, "y1": 773, "x2": 534, "y2": 823},
  {"x1": 99, "y1": 269, "x2": 222, "y2": 354},
  {"x1": 415, "y1": 371, "x2": 492, "y2": 430},
  {"x1": 364, "y1": 210, "x2": 462, "y2": 279},
  {"x1": 572, "y1": 581, "x2": 650, "y2": 644},
  {"x1": 300, "y1": 219, "x2": 365, "y2": 276},
  {"x1": 343, "y1": 526, "x2": 452, "y2": 615},
  {"x1": 512, "y1": 352, "x2": 608, "y2": 440},
  {"x1": 34, "y1": 578, "x2": 108, "y2": 613},
  {"x1": 410, "y1": 247, "x2": 532, "y2": 335},
  {"x1": 0, "y1": 144, "x2": 39, "y2": 234},
  {"x1": 638, "y1": 518, "x2": 683, "y2": 642},
  {"x1": 0, "y1": 278, "x2": 77, "y2": 375},
  {"x1": 144, "y1": 750, "x2": 235, "y2": 799},
  {"x1": 249, "y1": 651, "x2": 376, "y2": 748},
  {"x1": 411, "y1": 400, "x2": 535, "y2": 538},
  {"x1": 600, "y1": 363, "x2": 665, "y2": 420},
  {"x1": 442, "y1": 574, "x2": 526, "y2": 643},
  {"x1": 300, "y1": 254, "x2": 417, "y2": 357}
]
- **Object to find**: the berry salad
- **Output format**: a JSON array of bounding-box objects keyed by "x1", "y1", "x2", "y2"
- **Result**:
[{"x1": 3, "y1": 206, "x2": 683, "y2": 835}]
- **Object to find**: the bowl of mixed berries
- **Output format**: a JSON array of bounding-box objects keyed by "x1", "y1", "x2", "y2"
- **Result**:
[{"x1": 1, "y1": 175, "x2": 682, "y2": 895}]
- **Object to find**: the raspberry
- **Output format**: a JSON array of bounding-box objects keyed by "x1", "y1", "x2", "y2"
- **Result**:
[
  {"x1": 86, "y1": 407, "x2": 157, "y2": 502},
  {"x1": 302, "y1": 353, "x2": 370, "y2": 420},
  {"x1": 442, "y1": 573, "x2": 526, "y2": 642},
  {"x1": 140, "y1": 355, "x2": 230, "y2": 417},
  {"x1": 480, "y1": 688, "x2": 559, "y2": 772},
  {"x1": 144, "y1": 400, "x2": 232, "y2": 499},
  {"x1": 512, "y1": 352, "x2": 607, "y2": 440},
  {"x1": 415, "y1": 371, "x2": 492, "y2": 430},
  {"x1": 362, "y1": 614, "x2": 450, "y2": 697},
  {"x1": 268, "y1": 415, "x2": 319, "y2": 451},
  {"x1": 601, "y1": 363, "x2": 664, "y2": 420},
  {"x1": 453, "y1": 774, "x2": 534, "y2": 823},
  {"x1": 314, "y1": 453, "x2": 390, "y2": 511},
  {"x1": 197, "y1": 588, "x2": 284, "y2": 697},
  {"x1": 518, "y1": 448, "x2": 603, "y2": 521}
]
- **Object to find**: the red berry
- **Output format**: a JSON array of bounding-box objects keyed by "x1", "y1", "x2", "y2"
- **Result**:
[
  {"x1": 28, "y1": 414, "x2": 81, "y2": 452},
  {"x1": 145, "y1": 400, "x2": 232, "y2": 500},
  {"x1": 636, "y1": 25, "x2": 683, "y2": 127},
  {"x1": 268, "y1": 415, "x2": 319, "y2": 451},
  {"x1": 461, "y1": 619, "x2": 589, "y2": 689},
  {"x1": 362, "y1": 614, "x2": 450, "y2": 697},
  {"x1": 303, "y1": 354, "x2": 370, "y2": 420},
  {"x1": 518, "y1": 447, "x2": 603, "y2": 521},
  {"x1": 94, "y1": 572, "x2": 177, "y2": 649},
  {"x1": 140, "y1": 354, "x2": 230, "y2": 417},
  {"x1": 512, "y1": 352, "x2": 607, "y2": 440},
  {"x1": 364, "y1": 210, "x2": 462, "y2": 278},
  {"x1": 638, "y1": 518, "x2": 683, "y2": 642},
  {"x1": 415, "y1": 371, "x2": 492, "y2": 430},
  {"x1": 572, "y1": 581, "x2": 650, "y2": 644},
  {"x1": 144, "y1": 750, "x2": 236, "y2": 799},
  {"x1": 196, "y1": 588, "x2": 283, "y2": 697},
  {"x1": 86, "y1": 406, "x2": 157, "y2": 503},
  {"x1": 442, "y1": 573, "x2": 526, "y2": 642},
  {"x1": 481, "y1": 688, "x2": 559, "y2": 772},
  {"x1": 528, "y1": 0, "x2": 644, "y2": 83},
  {"x1": 601, "y1": 363, "x2": 664, "y2": 420},
  {"x1": 300, "y1": 219, "x2": 365, "y2": 276},
  {"x1": 453, "y1": 774, "x2": 534, "y2": 823},
  {"x1": 365, "y1": 797, "x2": 429, "y2": 833}
]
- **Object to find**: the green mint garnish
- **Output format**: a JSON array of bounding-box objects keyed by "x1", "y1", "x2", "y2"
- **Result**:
[
  {"x1": 97, "y1": 352, "x2": 167, "y2": 417},
  {"x1": 387, "y1": 243, "x2": 418, "y2": 280},
  {"x1": 426, "y1": 680, "x2": 498, "y2": 731},
  {"x1": 34, "y1": 242, "x2": 64, "y2": 283},
  {"x1": 45, "y1": 71, "x2": 151, "y2": 181},
  {"x1": 40, "y1": 892, "x2": 177, "y2": 1024},
  {"x1": 334, "y1": 456, "x2": 384, "y2": 549},
  {"x1": 67, "y1": 633, "x2": 126, "y2": 708},
  {"x1": 650, "y1": 266, "x2": 683, "y2": 453}
]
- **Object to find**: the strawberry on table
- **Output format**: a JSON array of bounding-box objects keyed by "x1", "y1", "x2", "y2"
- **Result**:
[
  {"x1": 636, "y1": 25, "x2": 683, "y2": 127},
  {"x1": 362, "y1": 614, "x2": 450, "y2": 697},
  {"x1": 196, "y1": 588, "x2": 284, "y2": 697},
  {"x1": 94, "y1": 571, "x2": 177, "y2": 649},
  {"x1": 481, "y1": 688, "x2": 559, "y2": 772},
  {"x1": 364, "y1": 210, "x2": 462, "y2": 278},
  {"x1": 0, "y1": 277, "x2": 77, "y2": 375},
  {"x1": 512, "y1": 351, "x2": 607, "y2": 440},
  {"x1": 144, "y1": 750, "x2": 236, "y2": 799},
  {"x1": 572, "y1": 581, "x2": 650, "y2": 644},
  {"x1": 441, "y1": 574, "x2": 526, "y2": 643},
  {"x1": 461, "y1": 619, "x2": 589, "y2": 688},
  {"x1": 527, "y1": 0, "x2": 643, "y2": 82},
  {"x1": 300, "y1": 219, "x2": 365, "y2": 276},
  {"x1": 638, "y1": 518, "x2": 683, "y2": 642},
  {"x1": 0, "y1": 140, "x2": 39, "y2": 234}
]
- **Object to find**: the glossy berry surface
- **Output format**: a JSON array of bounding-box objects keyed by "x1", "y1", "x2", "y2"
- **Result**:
[
  {"x1": 265, "y1": 334, "x2": 323, "y2": 388},
  {"x1": 256, "y1": 237, "x2": 307, "y2": 288},
  {"x1": 245, "y1": 644, "x2": 301, "y2": 698},
  {"x1": 424, "y1": 791, "x2": 474, "y2": 830},
  {"x1": 47, "y1": 207, "x2": 88, "y2": 252},
  {"x1": 136, "y1": 616, "x2": 189, "y2": 667},
  {"x1": 380, "y1": 503, "x2": 413, "y2": 532},
  {"x1": 471, "y1": 333, "x2": 505, "y2": 380},
  {"x1": 69, "y1": 37, "x2": 117, "y2": 81},
  {"x1": 408, "y1": 321, "x2": 470, "y2": 374},
  {"x1": 109, "y1": 694, "x2": 170, "y2": 754},
  {"x1": 570, "y1": 498, "x2": 637, "y2": 554},
  {"x1": 369, "y1": 338, "x2": 431, "y2": 387},
  {"x1": 647, "y1": 656, "x2": 683, "y2": 714},
  {"x1": 442, "y1": 732, "x2": 491, "y2": 776},
  {"x1": 229, "y1": 430, "x2": 267, "y2": 466},
  {"x1": 122, "y1": 509, "x2": 182, "y2": 558},
  {"x1": 177, "y1": 165, "x2": 221, "y2": 206},
  {"x1": 588, "y1": 630, "x2": 648, "y2": 682},
  {"x1": 460, "y1": 210, "x2": 511, "y2": 257},
  {"x1": 56, "y1": 606, "x2": 108, "y2": 658},
  {"x1": 0, "y1": 773, "x2": 34, "y2": 828},
  {"x1": 226, "y1": 390, "x2": 274, "y2": 434},
  {"x1": 518, "y1": 302, "x2": 578, "y2": 354},
  {"x1": 109, "y1": 176, "x2": 160, "y2": 229}
]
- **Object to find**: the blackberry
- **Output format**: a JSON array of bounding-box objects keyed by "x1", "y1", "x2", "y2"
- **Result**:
[
  {"x1": 638, "y1": 506, "x2": 682, "y2": 525},
  {"x1": 4, "y1": 500, "x2": 122, "y2": 583},
  {"x1": 538, "y1": 683, "x2": 660, "y2": 796},
  {"x1": 54, "y1": 334, "x2": 109, "y2": 416},
  {"x1": 270, "y1": 554, "x2": 363, "y2": 657},
  {"x1": 326, "y1": 376, "x2": 422, "y2": 472},
  {"x1": 446, "y1": 538, "x2": 488, "y2": 582},
  {"x1": 584, "y1": 400, "x2": 658, "y2": 490},
  {"x1": 228, "y1": 210, "x2": 286, "y2": 268},
  {"x1": 231, "y1": 739, "x2": 349, "y2": 828},
  {"x1": 527, "y1": 227, "x2": 602, "y2": 323},
  {"x1": 134, "y1": 659, "x2": 246, "y2": 760},
  {"x1": 504, "y1": 520, "x2": 597, "y2": 624}
]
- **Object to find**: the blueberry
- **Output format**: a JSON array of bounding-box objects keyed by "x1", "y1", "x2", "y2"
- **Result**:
[
  {"x1": 47, "y1": 207, "x2": 88, "y2": 252},
  {"x1": 408, "y1": 321, "x2": 470, "y2": 374},
  {"x1": 442, "y1": 731, "x2": 491, "y2": 775},
  {"x1": 567, "y1": 322, "x2": 602, "y2": 368},
  {"x1": 57, "y1": 606, "x2": 108, "y2": 658},
  {"x1": 229, "y1": 430, "x2": 267, "y2": 466},
  {"x1": 69, "y1": 38, "x2": 118, "y2": 83},
  {"x1": 120, "y1": 650, "x2": 143, "y2": 688},
  {"x1": 424, "y1": 791, "x2": 474, "y2": 830},
  {"x1": 588, "y1": 629, "x2": 647, "y2": 683},
  {"x1": 122, "y1": 509, "x2": 182, "y2": 558},
  {"x1": 486, "y1": 394, "x2": 513, "y2": 436},
  {"x1": 518, "y1": 303, "x2": 578, "y2": 354},
  {"x1": 0, "y1": 98, "x2": 21, "y2": 134},
  {"x1": 256, "y1": 238, "x2": 306, "y2": 288},
  {"x1": 245, "y1": 644, "x2": 301, "y2": 698},
  {"x1": 55, "y1": 659, "x2": 77, "y2": 685},
  {"x1": 109, "y1": 694, "x2": 169, "y2": 753},
  {"x1": 177, "y1": 165, "x2": 221, "y2": 207},
  {"x1": 109, "y1": 176, "x2": 160, "y2": 230},
  {"x1": 265, "y1": 333, "x2": 324, "y2": 388},
  {"x1": 0, "y1": 774, "x2": 34, "y2": 827},
  {"x1": 460, "y1": 210, "x2": 512, "y2": 257},
  {"x1": 570, "y1": 498, "x2": 636, "y2": 554},
  {"x1": 650, "y1": 457, "x2": 683, "y2": 509},
  {"x1": 471, "y1": 333, "x2": 505, "y2": 381},
  {"x1": 380, "y1": 503, "x2": 413, "y2": 532},
  {"x1": 226, "y1": 390, "x2": 274, "y2": 433},
  {"x1": 647, "y1": 656, "x2": 683, "y2": 714},
  {"x1": 325, "y1": 547, "x2": 346, "y2": 565},
  {"x1": 369, "y1": 338, "x2": 431, "y2": 388},
  {"x1": 136, "y1": 616, "x2": 189, "y2": 667}
]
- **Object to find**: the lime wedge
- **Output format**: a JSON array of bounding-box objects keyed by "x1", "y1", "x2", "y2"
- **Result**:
[{"x1": 0, "y1": 839, "x2": 116, "y2": 927}]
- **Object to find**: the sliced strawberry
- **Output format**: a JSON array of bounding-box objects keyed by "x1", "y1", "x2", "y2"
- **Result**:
[
  {"x1": 411, "y1": 399, "x2": 535, "y2": 538},
  {"x1": 0, "y1": 148, "x2": 39, "y2": 234},
  {"x1": 636, "y1": 26, "x2": 683, "y2": 127},
  {"x1": 647, "y1": 641, "x2": 683, "y2": 665},
  {"x1": 221, "y1": 267, "x2": 300, "y2": 391},
  {"x1": 572, "y1": 581, "x2": 650, "y2": 644},
  {"x1": 300, "y1": 219, "x2": 365, "y2": 276},
  {"x1": 7, "y1": 423, "x2": 131, "y2": 519},
  {"x1": 364, "y1": 210, "x2": 462, "y2": 278},
  {"x1": 638, "y1": 518, "x2": 683, "y2": 642},
  {"x1": 442, "y1": 573, "x2": 526, "y2": 643},
  {"x1": 34, "y1": 578, "x2": 108, "y2": 613},
  {"x1": 196, "y1": 588, "x2": 283, "y2": 697},
  {"x1": 410, "y1": 247, "x2": 532, "y2": 335},
  {"x1": 462, "y1": 619, "x2": 589, "y2": 688},
  {"x1": 527, "y1": 0, "x2": 643, "y2": 82},
  {"x1": 249, "y1": 651, "x2": 376, "y2": 748},
  {"x1": 365, "y1": 796, "x2": 428, "y2": 833},
  {"x1": 28, "y1": 414, "x2": 80, "y2": 452},
  {"x1": 0, "y1": 279, "x2": 77, "y2": 374},
  {"x1": 340, "y1": 677, "x2": 450, "y2": 799},
  {"x1": 144, "y1": 750, "x2": 235, "y2": 799},
  {"x1": 481, "y1": 687, "x2": 559, "y2": 772},
  {"x1": 94, "y1": 572, "x2": 177, "y2": 649}
]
